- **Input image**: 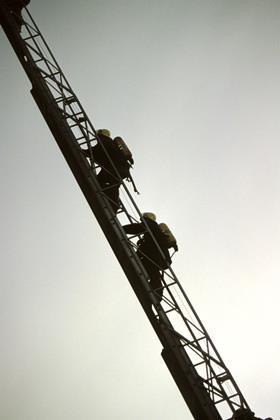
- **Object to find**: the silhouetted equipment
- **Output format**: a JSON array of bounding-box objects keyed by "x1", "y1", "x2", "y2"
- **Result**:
[
  {"x1": 112, "y1": 135, "x2": 138, "y2": 193},
  {"x1": 114, "y1": 136, "x2": 134, "y2": 165},
  {"x1": 158, "y1": 222, "x2": 178, "y2": 251},
  {"x1": 0, "y1": 2, "x2": 272, "y2": 419}
]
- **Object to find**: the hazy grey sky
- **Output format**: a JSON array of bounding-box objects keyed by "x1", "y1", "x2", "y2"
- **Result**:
[{"x1": 1, "y1": 1, "x2": 279, "y2": 419}]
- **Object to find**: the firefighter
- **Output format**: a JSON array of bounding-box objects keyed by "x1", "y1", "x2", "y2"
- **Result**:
[
  {"x1": 123, "y1": 212, "x2": 176, "y2": 302},
  {"x1": 83, "y1": 129, "x2": 134, "y2": 213},
  {"x1": 84, "y1": 129, "x2": 132, "y2": 185}
]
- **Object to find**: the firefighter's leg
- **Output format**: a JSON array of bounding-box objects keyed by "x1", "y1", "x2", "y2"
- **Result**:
[
  {"x1": 104, "y1": 184, "x2": 120, "y2": 214},
  {"x1": 145, "y1": 262, "x2": 163, "y2": 302},
  {"x1": 97, "y1": 169, "x2": 115, "y2": 187}
]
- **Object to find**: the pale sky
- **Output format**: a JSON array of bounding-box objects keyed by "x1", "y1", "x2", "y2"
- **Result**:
[{"x1": 0, "y1": 1, "x2": 279, "y2": 419}]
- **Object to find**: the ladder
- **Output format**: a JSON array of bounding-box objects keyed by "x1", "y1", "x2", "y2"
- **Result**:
[{"x1": 0, "y1": 3, "x2": 252, "y2": 419}]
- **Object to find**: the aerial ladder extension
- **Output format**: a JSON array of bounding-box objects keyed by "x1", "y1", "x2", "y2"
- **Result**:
[{"x1": 0, "y1": 2, "x2": 267, "y2": 419}]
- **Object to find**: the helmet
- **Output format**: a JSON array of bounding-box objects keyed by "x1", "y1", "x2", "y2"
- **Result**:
[
  {"x1": 97, "y1": 129, "x2": 111, "y2": 137},
  {"x1": 142, "y1": 212, "x2": 156, "y2": 221}
]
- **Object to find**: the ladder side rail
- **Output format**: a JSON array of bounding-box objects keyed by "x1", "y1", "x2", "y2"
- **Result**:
[
  {"x1": 15, "y1": 9, "x2": 213, "y2": 343},
  {"x1": 1, "y1": 9, "x2": 222, "y2": 418},
  {"x1": 0, "y1": 3, "x2": 252, "y2": 416},
  {"x1": 20, "y1": 7, "x2": 249, "y2": 414},
  {"x1": 0, "y1": 2, "x2": 162, "y2": 327},
  {"x1": 29, "y1": 73, "x2": 179, "y2": 344},
  {"x1": 4, "y1": 18, "x2": 251, "y2": 402},
  {"x1": 17, "y1": 11, "x2": 156, "y2": 244},
  {"x1": 19, "y1": 7, "x2": 169, "y2": 258}
]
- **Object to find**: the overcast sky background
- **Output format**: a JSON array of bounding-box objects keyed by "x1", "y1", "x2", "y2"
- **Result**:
[{"x1": 1, "y1": 1, "x2": 279, "y2": 419}]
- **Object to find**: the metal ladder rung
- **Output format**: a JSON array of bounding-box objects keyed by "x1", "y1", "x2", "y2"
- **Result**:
[
  {"x1": 76, "y1": 136, "x2": 90, "y2": 143},
  {"x1": 193, "y1": 359, "x2": 207, "y2": 368},
  {"x1": 78, "y1": 138, "x2": 95, "y2": 146},
  {"x1": 116, "y1": 207, "x2": 125, "y2": 215},
  {"x1": 64, "y1": 97, "x2": 77, "y2": 105},
  {"x1": 67, "y1": 113, "x2": 87, "y2": 123},
  {"x1": 164, "y1": 307, "x2": 177, "y2": 315},
  {"x1": 127, "y1": 233, "x2": 142, "y2": 241},
  {"x1": 66, "y1": 115, "x2": 87, "y2": 125},
  {"x1": 164, "y1": 280, "x2": 177, "y2": 288},
  {"x1": 78, "y1": 116, "x2": 87, "y2": 123},
  {"x1": 55, "y1": 96, "x2": 66, "y2": 104},
  {"x1": 42, "y1": 71, "x2": 60, "y2": 79}
]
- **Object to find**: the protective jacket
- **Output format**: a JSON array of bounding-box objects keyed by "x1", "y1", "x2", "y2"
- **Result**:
[
  {"x1": 85, "y1": 133, "x2": 131, "y2": 180},
  {"x1": 123, "y1": 218, "x2": 171, "y2": 270}
]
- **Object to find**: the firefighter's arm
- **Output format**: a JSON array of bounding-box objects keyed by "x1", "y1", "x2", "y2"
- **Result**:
[{"x1": 123, "y1": 222, "x2": 145, "y2": 235}]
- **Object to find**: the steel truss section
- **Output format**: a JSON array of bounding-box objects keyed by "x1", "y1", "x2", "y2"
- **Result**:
[{"x1": 0, "y1": 3, "x2": 252, "y2": 419}]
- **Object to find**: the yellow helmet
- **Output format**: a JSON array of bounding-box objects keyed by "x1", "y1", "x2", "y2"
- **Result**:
[
  {"x1": 97, "y1": 129, "x2": 111, "y2": 137},
  {"x1": 142, "y1": 212, "x2": 156, "y2": 221}
]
